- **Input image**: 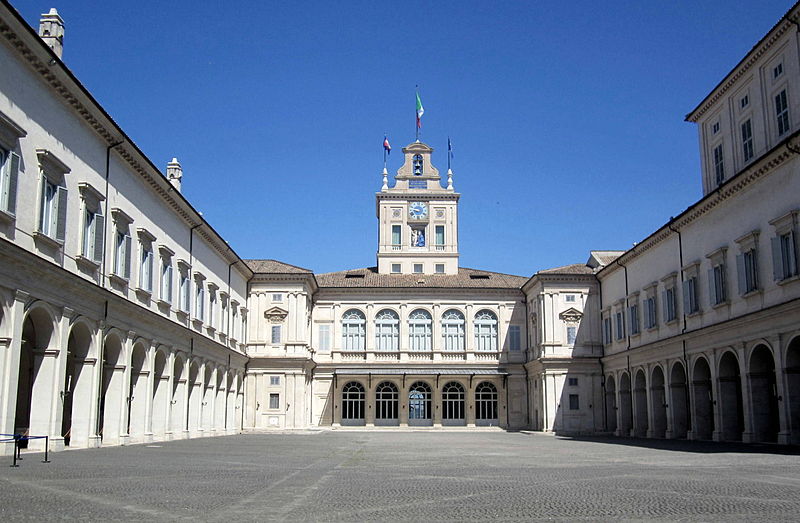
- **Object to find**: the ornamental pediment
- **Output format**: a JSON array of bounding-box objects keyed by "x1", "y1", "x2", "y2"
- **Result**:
[
  {"x1": 264, "y1": 306, "x2": 288, "y2": 323},
  {"x1": 559, "y1": 307, "x2": 583, "y2": 324}
]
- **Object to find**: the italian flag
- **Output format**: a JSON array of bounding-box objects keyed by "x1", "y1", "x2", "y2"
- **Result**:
[{"x1": 416, "y1": 91, "x2": 424, "y2": 128}]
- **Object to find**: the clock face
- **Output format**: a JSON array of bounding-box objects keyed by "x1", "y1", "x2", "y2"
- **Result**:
[{"x1": 409, "y1": 202, "x2": 428, "y2": 219}]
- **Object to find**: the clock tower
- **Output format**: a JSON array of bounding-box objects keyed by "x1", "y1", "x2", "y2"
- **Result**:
[{"x1": 376, "y1": 141, "x2": 459, "y2": 275}]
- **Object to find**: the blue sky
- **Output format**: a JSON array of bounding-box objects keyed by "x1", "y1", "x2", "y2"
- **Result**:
[{"x1": 13, "y1": 1, "x2": 794, "y2": 275}]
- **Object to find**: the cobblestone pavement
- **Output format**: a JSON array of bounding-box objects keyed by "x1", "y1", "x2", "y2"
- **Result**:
[{"x1": 1, "y1": 431, "x2": 800, "y2": 521}]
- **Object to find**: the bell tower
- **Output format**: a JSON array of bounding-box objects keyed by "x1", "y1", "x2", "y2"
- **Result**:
[{"x1": 376, "y1": 141, "x2": 459, "y2": 275}]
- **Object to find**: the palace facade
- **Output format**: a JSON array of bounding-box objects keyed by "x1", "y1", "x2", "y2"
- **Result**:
[{"x1": 0, "y1": 0, "x2": 798, "y2": 454}]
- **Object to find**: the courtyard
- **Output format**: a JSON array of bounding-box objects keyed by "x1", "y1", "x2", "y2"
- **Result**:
[{"x1": 0, "y1": 432, "x2": 799, "y2": 521}]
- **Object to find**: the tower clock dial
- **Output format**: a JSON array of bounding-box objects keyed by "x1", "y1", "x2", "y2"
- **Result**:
[{"x1": 409, "y1": 202, "x2": 428, "y2": 219}]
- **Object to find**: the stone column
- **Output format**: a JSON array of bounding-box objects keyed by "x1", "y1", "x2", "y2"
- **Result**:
[
  {"x1": 645, "y1": 365, "x2": 655, "y2": 438},
  {"x1": 772, "y1": 334, "x2": 792, "y2": 444},
  {"x1": 143, "y1": 343, "x2": 156, "y2": 442},
  {"x1": 466, "y1": 377, "x2": 476, "y2": 427},
  {"x1": 711, "y1": 349, "x2": 724, "y2": 442},
  {"x1": 433, "y1": 376, "x2": 442, "y2": 428},
  {"x1": 0, "y1": 291, "x2": 26, "y2": 453}
]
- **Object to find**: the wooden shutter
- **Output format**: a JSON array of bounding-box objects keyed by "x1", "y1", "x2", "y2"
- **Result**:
[
  {"x1": 789, "y1": 232, "x2": 798, "y2": 276},
  {"x1": 736, "y1": 254, "x2": 746, "y2": 295},
  {"x1": 771, "y1": 236, "x2": 783, "y2": 281},
  {"x1": 92, "y1": 213, "x2": 105, "y2": 263},
  {"x1": 5, "y1": 152, "x2": 19, "y2": 215},
  {"x1": 55, "y1": 186, "x2": 68, "y2": 243},
  {"x1": 123, "y1": 234, "x2": 132, "y2": 279},
  {"x1": 707, "y1": 268, "x2": 716, "y2": 306},
  {"x1": 682, "y1": 280, "x2": 691, "y2": 314}
]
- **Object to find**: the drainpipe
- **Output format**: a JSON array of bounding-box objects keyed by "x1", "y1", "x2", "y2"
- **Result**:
[{"x1": 668, "y1": 219, "x2": 691, "y2": 433}]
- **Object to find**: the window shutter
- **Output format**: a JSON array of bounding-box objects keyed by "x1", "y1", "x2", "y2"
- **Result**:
[
  {"x1": 123, "y1": 234, "x2": 132, "y2": 279},
  {"x1": 55, "y1": 186, "x2": 68, "y2": 243},
  {"x1": 5, "y1": 152, "x2": 19, "y2": 215},
  {"x1": 771, "y1": 236, "x2": 783, "y2": 280},
  {"x1": 662, "y1": 290, "x2": 668, "y2": 321},
  {"x1": 707, "y1": 268, "x2": 715, "y2": 305},
  {"x1": 37, "y1": 176, "x2": 46, "y2": 232},
  {"x1": 789, "y1": 232, "x2": 798, "y2": 276},
  {"x1": 682, "y1": 280, "x2": 691, "y2": 314},
  {"x1": 167, "y1": 264, "x2": 173, "y2": 302},
  {"x1": 736, "y1": 254, "x2": 746, "y2": 294},
  {"x1": 92, "y1": 214, "x2": 105, "y2": 263}
]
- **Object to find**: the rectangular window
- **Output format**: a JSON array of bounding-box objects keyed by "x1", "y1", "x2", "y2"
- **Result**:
[
  {"x1": 318, "y1": 324, "x2": 330, "y2": 352},
  {"x1": 195, "y1": 280, "x2": 205, "y2": 321},
  {"x1": 629, "y1": 303, "x2": 640, "y2": 335},
  {"x1": 391, "y1": 224, "x2": 401, "y2": 246},
  {"x1": 774, "y1": 62, "x2": 784, "y2": 78},
  {"x1": 712, "y1": 121, "x2": 720, "y2": 134},
  {"x1": 737, "y1": 249, "x2": 759, "y2": 294},
  {"x1": 663, "y1": 287, "x2": 676, "y2": 322},
  {"x1": 39, "y1": 177, "x2": 67, "y2": 242},
  {"x1": 741, "y1": 119, "x2": 754, "y2": 162},
  {"x1": 0, "y1": 147, "x2": 20, "y2": 216},
  {"x1": 271, "y1": 325, "x2": 281, "y2": 344},
  {"x1": 272, "y1": 293, "x2": 282, "y2": 302},
  {"x1": 82, "y1": 206, "x2": 105, "y2": 263},
  {"x1": 683, "y1": 276, "x2": 699, "y2": 314},
  {"x1": 139, "y1": 244, "x2": 153, "y2": 293},
  {"x1": 179, "y1": 271, "x2": 190, "y2": 312},
  {"x1": 568, "y1": 377, "x2": 578, "y2": 387},
  {"x1": 772, "y1": 232, "x2": 798, "y2": 281},
  {"x1": 391, "y1": 263, "x2": 401, "y2": 274},
  {"x1": 708, "y1": 264, "x2": 727, "y2": 305},
  {"x1": 568, "y1": 394, "x2": 580, "y2": 410},
  {"x1": 566, "y1": 326, "x2": 577, "y2": 345},
  {"x1": 615, "y1": 311, "x2": 625, "y2": 340},
  {"x1": 209, "y1": 290, "x2": 217, "y2": 329},
  {"x1": 776, "y1": 90, "x2": 790, "y2": 136},
  {"x1": 160, "y1": 258, "x2": 173, "y2": 304},
  {"x1": 435, "y1": 225, "x2": 445, "y2": 247},
  {"x1": 114, "y1": 230, "x2": 132, "y2": 279},
  {"x1": 413, "y1": 263, "x2": 423, "y2": 274},
  {"x1": 645, "y1": 296, "x2": 657, "y2": 329},
  {"x1": 268, "y1": 393, "x2": 279, "y2": 410},
  {"x1": 435, "y1": 263, "x2": 445, "y2": 274},
  {"x1": 740, "y1": 94, "x2": 749, "y2": 109},
  {"x1": 713, "y1": 143, "x2": 724, "y2": 185},
  {"x1": 270, "y1": 376, "x2": 280, "y2": 386},
  {"x1": 603, "y1": 317, "x2": 612, "y2": 344},
  {"x1": 565, "y1": 294, "x2": 576, "y2": 302},
  {"x1": 509, "y1": 325, "x2": 521, "y2": 351}
]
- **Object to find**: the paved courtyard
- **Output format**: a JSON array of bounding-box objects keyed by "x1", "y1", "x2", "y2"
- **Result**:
[{"x1": 1, "y1": 431, "x2": 800, "y2": 521}]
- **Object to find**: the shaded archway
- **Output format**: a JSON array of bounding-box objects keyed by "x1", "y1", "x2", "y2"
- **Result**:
[
  {"x1": 749, "y1": 344, "x2": 779, "y2": 442},
  {"x1": 650, "y1": 366, "x2": 667, "y2": 438},
  {"x1": 16, "y1": 307, "x2": 55, "y2": 447},
  {"x1": 127, "y1": 342, "x2": 149, "y2": 441},
  {"x1": 151, "y1": 350, "x2": 169, "y2": 439},
  {"x1": 787, "y1": 337, "x2": 800, "y2": 444},
  {"x1": 170, "y1": 355, "x2": 187, "y2": 436},
  {"x1": 604, "y1": 375, "x2": 617, "y2": 433},
  {"x1": 618, "y1": 372, "x2": 632, "y2": 436},
  {"x1": 718, "y1": 351, "x2": 744, "y2": 441},
  {"x1": 633, "y1": 370, "x2": 648, "y2": 437},
  {"x1": 61, "y1": 321, "x2": 93, "y2": 447},
  {"x1": 99, "y1": 333, "x2": 125, "y2": 444},
  {"x1": 692, "y1": 357, "x2": 714, "y2": 440},
  {"x1": 669, "y1": 362, "x2": 689, "y2": 438}
]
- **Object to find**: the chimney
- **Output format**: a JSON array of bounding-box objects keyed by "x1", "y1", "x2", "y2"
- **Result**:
[
  {"x1": 167, "y1": 157, "x2": 183, "y2": 192},
  {"x1": 38, "y1": 8, "x2": 64, "y2": 59}
]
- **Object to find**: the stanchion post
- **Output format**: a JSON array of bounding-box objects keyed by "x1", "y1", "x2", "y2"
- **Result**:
[
  {"x1": 42, "y1": 436, "x2": 50, "y2": 463},
  {"x1": 10, "y1": 438, "x2": 18, "y2": 468}
]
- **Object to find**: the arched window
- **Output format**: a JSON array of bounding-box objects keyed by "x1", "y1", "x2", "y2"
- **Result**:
[
  {"x1": 341, "y1": 381, "x2": 365, "y2": 423},
  {"x1": 474, "y1": 310, "x2": 498, "y2": 351},
  {"x1": 442, "y1": 382, "x2": 465, "y2": 422},
  {"x1": 441, "y1": 309, "x2": 465, "y2": 351},
  {"x1": 341, "y1": 309, "x2": 365, "y2": 351},
  {"x1": 413, "y1": 154, "x2": 423, "y2": 175},
  {"x1": 409, "y1": 309, "x2": 432, "y2": 351},
  {"x1": 408, "y1": 381, "x2": 432, "y2": 422},
  {"x1": 375, "y1": 381, "x2": 399, "y2": 422},
  {"x1": 375, "y1": 309, "x2": 399, "y2": 351},
  {"x1": 475, "y1": 382, "x2": 498, "y2": 423}
]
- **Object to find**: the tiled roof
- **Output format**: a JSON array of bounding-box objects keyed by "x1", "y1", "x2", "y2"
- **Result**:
[
  {"x1": 315, "y1": 267, "x2": 528, "y2": 289},
  {"x1": 537, "y1": 263, "x2": 594, "y2": 275},
  {"x1": 246, "y1": 259, "x2": 313, "y2": 274},
  {"x1": 588, "y1": 250, "x2": 625, "y2": 267}
]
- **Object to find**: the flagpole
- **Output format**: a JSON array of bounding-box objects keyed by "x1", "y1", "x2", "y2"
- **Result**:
[
  {"x1": 447, "y1": 136, "x2": 451, "y2": 171},
  {"x1": 415, "y1": 85, "x2": 419, "y2": 142}
]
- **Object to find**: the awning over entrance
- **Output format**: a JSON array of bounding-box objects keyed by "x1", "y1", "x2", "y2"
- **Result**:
[{"x1": 333, "y1": 368, "x2": 509, "y2": 376}]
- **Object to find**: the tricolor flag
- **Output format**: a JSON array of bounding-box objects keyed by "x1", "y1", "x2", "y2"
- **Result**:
[
  {"x1": 383, "y1": 135, "x2": 391, "y2": 154},
  {"x1": 448, "y1": 137, "x2": 453, "y2": 159},
  {"x1": 416, "y1": 91, "x2": 424, "y2": 128}
]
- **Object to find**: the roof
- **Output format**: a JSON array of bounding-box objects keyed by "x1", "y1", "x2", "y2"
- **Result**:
[
  {"x1": 315, "y1": 267, "x2": 528, "y2": 289},
  {"x1": 246, "y1": 259, "x2": 313, "y2": 274},
  {"x1": 537, "y1": 263, "x2": 594, "y2": 276},
  {"x1": 587, "y1": 250, "x2": 624, "y2": 268}
]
